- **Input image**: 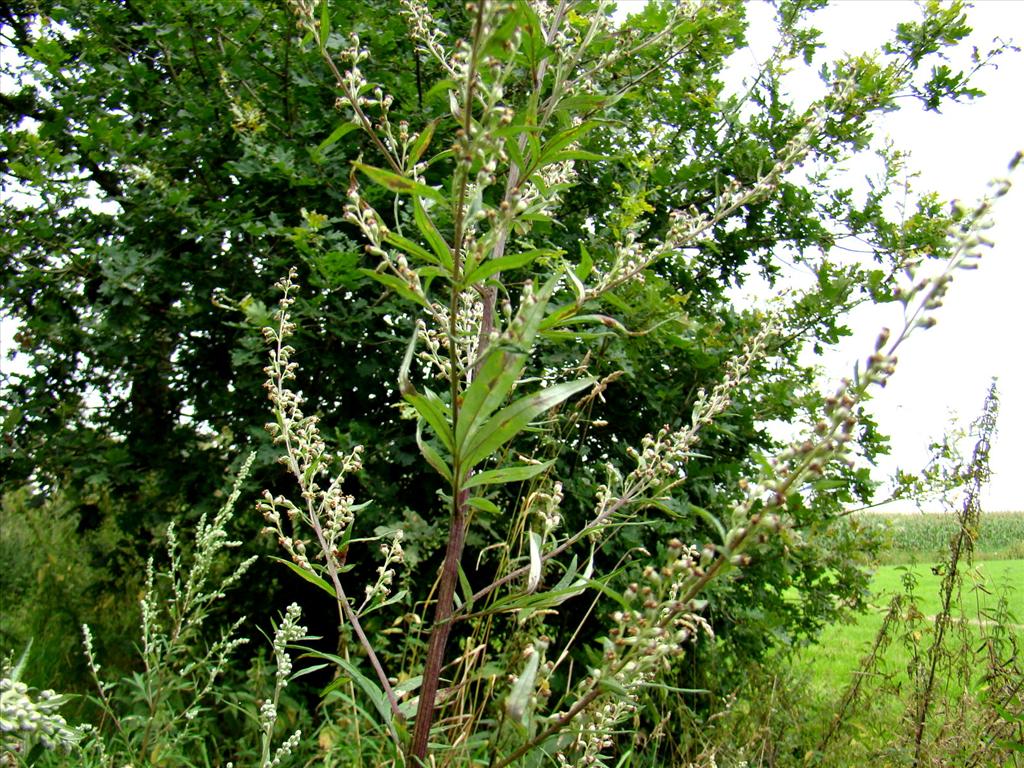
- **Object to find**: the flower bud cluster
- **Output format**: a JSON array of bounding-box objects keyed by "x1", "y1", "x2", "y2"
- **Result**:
[
  {"x1": 343, "y1": 185, "x2": 434, "y2": 311},
  {"x1": 258, "y1": 603, "x2": 307, "y2": 768},
  {"x1": 515, "y1": 158, "x2": 579, "y2": 222},
  {"x1": 556, "y1": 541, "x2": 712, "y2": 766},
  {"x1": 732, "y1": 383, "x2": 862, "y2": 521},
  {"x1": 563, "y1": 0, "x2": 702, "y2": 99},
  {"x1": 139, "y1": 556, "x2": 162, "y2": 657},
  {"x1": 716, "y1": 183, "x2": 1012, "y2": 570},
  {"x1": 400, "y1": 0, "x2": 454, "y2": 74},
  {"x1": 261, "y1": 273, "x2": 386, "y2": 586},
  {"x1": 266, "y1": 729, "x2": 303, "y2": 768},
  {"x1": 591, "y1": 177, "x2": 757, "y2": 297},
  {"x1": 288, "y1": 0, "x2": 315, "y2": 34},
  {"x1": 590, "y1": 231, "x2": 649, "y2": 296},
  {"x1": 531, "y1": 0, "x2": 579, "y2": 56},
  {"x1": 0, "y1": 675, "x2": 81, "y2": 753},
  {"x1": 528, "y1": 481, "x2": 564, "y2": 538},
  {"x1": 272, "y1": 603, "x2": 307, "y2": 690},
  {"x1": 596, "y1": 321, "x2": 775, "y2": 521},
  {"x1": 416, "y1": 291, "x2": 485, "y2": 382},
  {"x1": 360, "y1": 530, "x2": 406, "y2": 612},
  {"x1": 587, "y1": 74, "x2": 858, "y2": 301}
]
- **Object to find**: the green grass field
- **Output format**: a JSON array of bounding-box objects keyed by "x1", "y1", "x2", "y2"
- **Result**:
[
  {"x1": 783, "y1": 513, "x2": 1024, "y2": 764},
  {"x1": 774, "y1": 548, "x2": 1024, "y2": 765},
  {"x1": 801, "y1": 511, "x2": 1023, "y2": 692},
  {"x1": 796, "y1": 559, "x2": 1023, "y2": 693}
]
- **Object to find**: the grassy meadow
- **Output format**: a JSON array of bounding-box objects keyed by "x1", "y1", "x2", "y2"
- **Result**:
[
  {"x1": 797, "y1": 559, "x2": 1022, "y2": 691},
  {"x1": 780, "y1": 511, "x2": 1024, "y2": 765}
]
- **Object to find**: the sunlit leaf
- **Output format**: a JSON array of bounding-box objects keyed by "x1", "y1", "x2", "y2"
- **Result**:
[
  {"x1": 358, "y1": 269, "x2": 431, "y2": 310},
  {"x1": 270, "y1": 557, "x2": 335, "y2": 598},
  {"x1": 461, "y1": 377, "x2": 595, "y2": 469},
  {"x1": 413, "y1": 197, "x2": 453, "y2": 271},
  {"x1": 354, "y1": 162, "x2": 446, "y2": 204},
  {"x1": 461, "y1": 459, "x2": 554, "y2": 490}
]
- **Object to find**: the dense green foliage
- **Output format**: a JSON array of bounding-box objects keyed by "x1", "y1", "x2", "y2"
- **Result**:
[{"x1": 1, "y1": 0, "x2": 1017, "y2": 765}]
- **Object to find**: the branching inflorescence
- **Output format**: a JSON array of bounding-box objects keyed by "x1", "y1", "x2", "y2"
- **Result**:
[{"x1": 259, "y1": 1, "x2": 1020, "y2": 765}]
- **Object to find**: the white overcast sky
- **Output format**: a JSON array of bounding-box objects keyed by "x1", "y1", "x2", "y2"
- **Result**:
[
  {"x1": 612, "y1": 0, "x2": 1023, "y2": 511},
  {"x1": 730, "y1": 0, "x2": 1023, "y2": 512}
]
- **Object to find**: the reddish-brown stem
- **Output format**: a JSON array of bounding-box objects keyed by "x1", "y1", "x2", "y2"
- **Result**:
[{"x1": 409, "y1": 490, "x2": 470, "y2": 761}]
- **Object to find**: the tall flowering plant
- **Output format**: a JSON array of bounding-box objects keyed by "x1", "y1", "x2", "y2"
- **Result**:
[{"x1": 258, "y1": 1, "x2": 1018, "y2": 765}]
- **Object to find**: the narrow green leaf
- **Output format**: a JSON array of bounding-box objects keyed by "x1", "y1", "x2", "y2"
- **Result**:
[
  {"x1": 597, "y1": 676, "x2": 630, "y2": 697},
  {"x1": 527, "y1": 530, "x2": 542, "y2": 593},
  {"x1": 359, "y1": 589, "x2": 408, "y2": 617},
  {"x1": 290, "y1": 663, "x2": 330, "y2": 682},
  {"x1": 485, "y1": 575, "x2": 608, "y2": 622},
  {"x1": 691, "y1": 504, "x2": 727, "y2": 543},
  {"x1": 413, "y1": 197, "x2": 453, "y2": 271},
  {"x1": 456, "y1": 346, "x2": 523, "y2": 456},
  {"x1": 642, "y1": 682, "x2": 710, "y2": 695},
  {"x1": 462, "y1": 377, "x2": 595, "y2": 469},
  {"x1": 541, "y1": 329, "x2": 616, "y2": 342},
  {"x1": 409, "y1": 118, "x2": 439, "y2": 166},
  {"x1": 546, "y1": 313, "x2": 627, "y2": 333},
  {"x1": 539, "y1": 123, "x2": 597, "y2": 164},
  {"x1": 319, "y1": 674, "x2": 351, "y2": 699},
  {"x1": 466, "y1": 496, "x2": 501, "y2": 515},
  {"x1": 565, "y1": 264, "x2": 586, "y2": 302},
  {"x1": 455, "y1": 277, "x2": 558, "y2": 456},
  {"x1": 456, "y1": 561, "x2": 474, "y2": 613},
  {"x1": 505, "y1": 134, "x2": 528, "y2": 176},
  {"x1": 317, "y1": 122, "x2": 358, "y2": 153},
  {"x1": 398, "y1": 326, "x2": 418, "y2": 398},
  {"x1": 299, "y1": 647, "x2": 396, "y2": 736},
  {"x1": 424, "y1": 148, "x2": 455, "y2": 168},
  {"x1": 461, "y1": 249, "x2": 555, "y2": 287},
  {"x1": 417, "y1": 266, "x2": 449, "y2": 280},
  {"x1": 270, "y1": 557, "x2": 336, "y2": 598},
  {"x1": 405, "y1": 389, "x2": 454, "y2": 454},
  {"x1": 576, "y1": 243, "x2": 593, "y2": 280},
  {"x1": 557, "y1": 92, "x2": 623, "y2": 114},
  {"x1": 318, "y1": 0, "x2": 331, "y2": 52},
  {"x1": 461, "y1": 459, "x2": 554, "y2": 490},
  {"x1": 526, "y1": 132, "x2": 542, "y2": 170},
  {"x1": 423, "y1": 78, "x2": 457, "y2": 104},
  {"x1": 505, "y1": 648, "x2": 540, "y2": 723},
  {"x1": 358, "y1": 269, "x2": 431, "y2": 310},
  {"x1": 516, "y1": 0, "x2": 547, "y2": 68},
  {"x1": 384, "y1": 231, "x2": 439, "y2": 266},
  {"x1": 545, "y1": 149, "x2": 610, "y2": 164},
  {"x1": 538, "y1": 304, "x2": 578, "y2": 331},
  {"x1": 9, "y1": 640, "x2": 32, "y2": 682},
  {"x1": 355, "y1": 162, "x2": 446, "y2": 204},
  {"x1": 416, "y1": 420, "x2": 453, "y2": 483},
  {"x1": 519, "y1": 212, "x2": 552, "y2": 225},
  {"x1": 493, "y1": 122, "x2": 544, "y2": 140}
]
